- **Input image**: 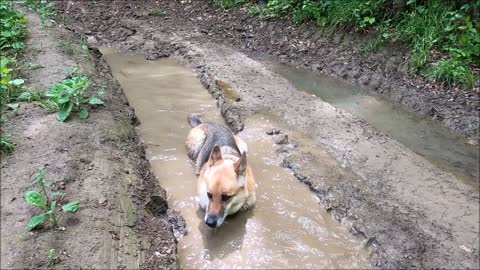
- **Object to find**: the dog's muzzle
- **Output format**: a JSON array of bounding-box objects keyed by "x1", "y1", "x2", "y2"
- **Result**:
[{"x1": 205, "y1": 215, "x2": 218, "y2": 228}]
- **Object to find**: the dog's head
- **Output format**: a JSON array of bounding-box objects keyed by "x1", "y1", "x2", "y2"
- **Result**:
[{"x1": 203, "y1": 145, "x2": 248, "y2": 228}]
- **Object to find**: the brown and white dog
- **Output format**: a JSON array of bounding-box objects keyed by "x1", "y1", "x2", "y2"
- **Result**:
[{"x1": 185, "y1": 113, "x2": 256, "y2": 228}]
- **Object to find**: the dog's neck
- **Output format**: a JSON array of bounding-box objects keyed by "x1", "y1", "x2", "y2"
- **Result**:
[{"x1": 220, "y1": 145, "x2": 240, "y2": 162}]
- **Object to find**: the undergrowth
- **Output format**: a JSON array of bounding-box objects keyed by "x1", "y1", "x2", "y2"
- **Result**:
[
  {"x1": 213, "y1": 0, "x2": 480, "y2": 90},
  {"x1": 0, "y1": 1, "x2": 28, "y2": 154}
]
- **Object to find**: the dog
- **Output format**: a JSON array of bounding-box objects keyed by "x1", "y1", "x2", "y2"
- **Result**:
[{"x1": 185, "y1": 113, "x2": 256, "y2": 228}]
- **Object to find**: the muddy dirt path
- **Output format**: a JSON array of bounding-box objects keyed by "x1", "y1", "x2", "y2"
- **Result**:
[
  {"x1": 100, "y1": 49, "x2": 371, "y2": 268},
  {"x1": 1, "y1": 8, "x2": 178, "y2": 269},
  {"x1": 58, "y1": 1, "x2": 479, "y2": 268}
]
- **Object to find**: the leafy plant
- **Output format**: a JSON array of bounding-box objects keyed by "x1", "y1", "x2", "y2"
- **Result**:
[
  {"x1": 57, "y1": 41, "x2": 74, "y2": 55},
  {"x1": 45, "y1": 74, "x2": 105, "y2": 122},
  {"x1": 0, "y1": 2, "x2": 28, "y2": 52},
  {"x1": 47, "y1": 249, "x2": 60, "y2": 265},
  {"x1": 433, "y1": 59, "x2": 474, "y2": 88},
  {"x1": 23, "y1": 0, "x2": 56, "y2": 25},
  {"x1": 0, "y1": 135, "x2": 14, "y2": 154},
  {"x1": 24, "y1": 167, "x2": 80, "y2": 231},
  {"x1": 1, "y1": 57, "x2": 25, "y2": 108},
  {"x1": 219, "y1": 0, "x2": 479, "y2": 89}
]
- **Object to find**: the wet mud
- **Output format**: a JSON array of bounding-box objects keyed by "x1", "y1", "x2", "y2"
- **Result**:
[
  {"x1": 39, "y1": 1, "x2": 480, "y2": 269},
  {"x1": 100, "y1": 50, "x2": 371, "y2": 269}
]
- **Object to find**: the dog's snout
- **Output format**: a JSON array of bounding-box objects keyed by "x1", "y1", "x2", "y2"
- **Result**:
[{"x1": 205, "y1": 216, "x2": 217, "y2": 228}]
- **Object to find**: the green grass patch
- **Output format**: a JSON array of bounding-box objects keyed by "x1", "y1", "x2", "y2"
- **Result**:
[{"x1": 214, "y1": 0, "x2": 480, "y2": 89}]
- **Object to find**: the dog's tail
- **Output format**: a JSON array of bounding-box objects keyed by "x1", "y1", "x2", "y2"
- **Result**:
[{"x1": 187, "y1": 113, "x2": 203, "y2": 128}]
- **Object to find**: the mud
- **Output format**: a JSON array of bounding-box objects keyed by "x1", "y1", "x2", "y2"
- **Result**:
[
  {"x1": 1, "y1": 8, "x2": 177, "y2": 269},
  {"x1": 166, "y1": 0, "x2": 479, "y2": 142},
  {"x1": 100, "y1": 50, "x2": 370, "y2": 269},
  {"x1": 41, "y1": 1, "x2": 480, "y2": 269}
]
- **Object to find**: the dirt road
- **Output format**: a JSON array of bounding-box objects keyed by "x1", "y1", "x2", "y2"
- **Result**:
[{"x1": 1, "y1": 1, "x2": 478, "y2": 269}]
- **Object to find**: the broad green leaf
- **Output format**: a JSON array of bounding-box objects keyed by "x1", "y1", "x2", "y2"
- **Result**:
[
  {"x1": 57, "y1": 102, "x2": 73, "y2": 122},
  {"x1": 27, "y1": 214, "x2": 45, "y2": 231},
  {"x1": 25, "y1": 191, "x2": 47, "y2": 209},
  {"x1": 62, "y1": 201, "x2": 80, "y2": 213},
  {"x1": 6, "y1": 103, "x2": 19, "y2": 110},
  {"x1": 88, "y1": 97, "x2": 103, "y2": 105},
  {"x1": 10, "y1": 79, "x2": 24, "y2": 86},
  {"x1": 78, "y1": 108, "x2": 88, "y2": 119}
]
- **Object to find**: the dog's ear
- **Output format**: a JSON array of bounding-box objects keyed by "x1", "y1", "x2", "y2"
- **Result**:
[
  {"x1": 209, "y1": 145, "x2": 222, "y2": 165},
  {"x1": 234, "y1": 152, "x2": 247, "y2": 176}
]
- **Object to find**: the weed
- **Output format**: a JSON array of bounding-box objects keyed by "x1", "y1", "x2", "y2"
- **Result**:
[
  {"x1": 0, "y1": 135, "x2": 14, "y2": 154},
  {"x1": 1, "y1": 58, "x2": 25, "y2": 108},
  {"x1": 23, "y1": 0, "x2": 56, "y2": 25},
  {"x1": 209, "y1": 0, "x2": 251, "y2": 9},
  {"x1": 26, "y1": 62, "x2": 45, "y2": 69},
  {"x1": 0, "y1": 2, "x2": 28, "y2": 53},
  {"x1": 220, "y1": 0, "x2": 479, "y2": 89},
  {"x1": 45, "y1": 71, "x2": 105, "y2": 121},
  {"x1": 57, "y1": 41, "x2": 74, "y2": 55},
  {"x1": 24, "y1": 167, "x2": 80, "y2": 231},
  {"x1": 16, "y1": 90, "x2": 44, "y2": 102},
  {"x1": 248, "y1": 6, "x2": 263, "y2": 15},
  {"x1": 80, "y1": 38, "x2": 88, "y2": 50},
  {"x1": 47, "y1": 249, "x2": 60, "y2": 265},
  {"x1": 433, "y1": 59, "x2": 474, "y2": 88}
]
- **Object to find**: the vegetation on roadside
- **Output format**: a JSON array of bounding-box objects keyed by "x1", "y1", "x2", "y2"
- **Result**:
[
  {"x1": 24, "y1": 167, "x2": 80, "y2": 231},
  {"x1": 22, "y1": 0, "x2": 56, "y2": 25},
  {"x1": 211, "y1": 0, "x2": 479, "y2": 90},
  {"x1": 1, "y1": 1, "x2": 28, "y2": 154},
  {"x1": 44, "y1": 68, "x2": 105, "y2": 122}
]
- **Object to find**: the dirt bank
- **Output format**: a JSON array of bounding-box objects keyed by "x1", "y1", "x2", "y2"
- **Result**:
[
  {"x1": 55, "y1": 1, "x2": 479, "y2": 269},
  {"x1": 0, "y1": 8, "x2": 178, "y2": 269},
  {"x1": 172, "y1": 1, "x2": 480, "y2": 142}
]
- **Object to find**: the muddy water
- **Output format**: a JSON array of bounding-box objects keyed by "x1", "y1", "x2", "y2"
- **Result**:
[
  {"x1": 101, "y1": 48, "x2": 370, "y2": 269},
  {"x1": 267, "y1": 61, "x2": 479, "y2": 184}
]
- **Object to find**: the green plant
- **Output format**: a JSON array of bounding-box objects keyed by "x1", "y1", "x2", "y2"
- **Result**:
[
  {"x1": 0, "y1": 135, "x2": 14, "y2": 154},
  {"x1": 23, "y1": 0, "x2": 56, "y2": 25},
  {"x1": 0, "y1": 2, "x2": 28, "y2": 53},
  {"x1": 47, "y1": 249, "x2": 60, "y2": 265},
  {"x1": 1, "y1": 58, "x2": 25, "y2": 108},
  {"x1": 45, "y1": 74, "x2": 104, "y2": 121},
  {"x1": 24, "y1": 167, "x2": 80, "y2": 231},
  {"x1": 80, "y1": 38, "x2": 88, "y2": 50},
  {"x1": 57, "y1": 41, "x2": 74, "y2": 55},
  {"x1": 16, "y1": 90, "x2": 44, "y2": 102},
  {"x1": 433, "y1": 59, "x2": 474, "y2": 88}
]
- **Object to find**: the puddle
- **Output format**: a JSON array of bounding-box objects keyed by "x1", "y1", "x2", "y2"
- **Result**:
[
  {"x1": 265, "y1": 60, "x2": 479, "y2": 185},
  {"x1": 101, "y1": 48, "x2": 370, "y2": 269}
]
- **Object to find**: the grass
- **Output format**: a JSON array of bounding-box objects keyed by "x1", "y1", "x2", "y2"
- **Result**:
[
  {"x1": 57, "y1": 41, "x2": 75, "y2": 55},
  {"x1": 213, "y1": 0, "x2": 480, "y2": 90}
]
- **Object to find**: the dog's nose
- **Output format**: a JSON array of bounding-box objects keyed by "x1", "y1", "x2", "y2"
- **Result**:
[{"x1": 205, "y1": 216, "x2": 217, "y2": 228}]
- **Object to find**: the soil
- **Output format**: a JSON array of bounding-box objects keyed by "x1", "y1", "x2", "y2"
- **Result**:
[
  {"x1": 1, "y1": 1, "x2": 478, "y2": 269},
  {"x1": 53, "y1": 1, "x2": 479, "y2": 269},
  {"x1": 1, "y1": 8, "x2": 179, "y2": 269}
]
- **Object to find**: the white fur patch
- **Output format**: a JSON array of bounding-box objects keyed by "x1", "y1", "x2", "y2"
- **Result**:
[{"x1": 198, "y1": 182, "x2": 208, "y2": 210}]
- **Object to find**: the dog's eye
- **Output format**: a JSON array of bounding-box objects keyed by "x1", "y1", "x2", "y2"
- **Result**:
[
  {"x1": 221, "y1": 193, "x2": 231, "y2": 202},
  {"x1": 207, "y1": 192, "x2": 212, "y2": 200}
]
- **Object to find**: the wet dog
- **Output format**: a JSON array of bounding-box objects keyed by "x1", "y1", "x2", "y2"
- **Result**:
[{"x1": 185, "y1": 113, "x2": 256, "y2": 228}]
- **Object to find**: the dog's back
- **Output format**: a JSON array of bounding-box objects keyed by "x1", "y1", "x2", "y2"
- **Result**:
[{"x1": 186, "y1": 114, "x2": 240, "y2": 174}]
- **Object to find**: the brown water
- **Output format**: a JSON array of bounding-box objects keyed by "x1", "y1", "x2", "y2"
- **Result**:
[
  {"x1": 264, "y1": 60, "x2": 479, "y2": 185},
  {"x1": 101, "y1": 48, "x2": 370, "y2": 269}
]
